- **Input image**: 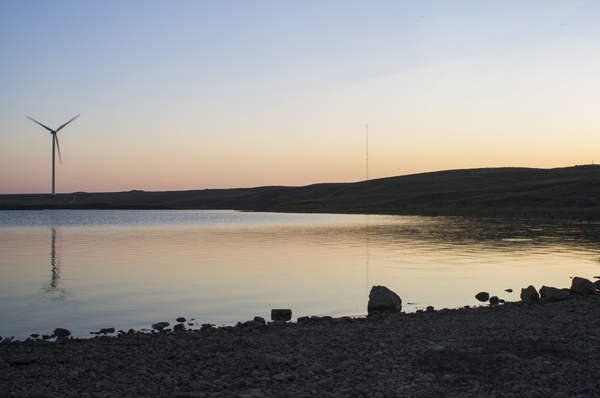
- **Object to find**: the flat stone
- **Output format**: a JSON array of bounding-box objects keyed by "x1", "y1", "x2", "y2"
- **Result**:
[{"x1": 8, "y1": 354, "x2": 37, "y2": 365}]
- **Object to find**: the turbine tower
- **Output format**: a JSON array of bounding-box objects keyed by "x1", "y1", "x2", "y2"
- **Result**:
[{"x1": 27, "y1": 114, "x2": 80, "y2": 195}]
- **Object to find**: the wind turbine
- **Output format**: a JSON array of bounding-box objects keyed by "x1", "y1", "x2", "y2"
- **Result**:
[{"x1": 27, "y1": 114, "x2": 80, "y2": 195}]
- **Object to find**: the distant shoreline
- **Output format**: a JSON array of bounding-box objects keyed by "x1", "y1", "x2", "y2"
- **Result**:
[{"x1": 2, "y1": 166, "x2": 600, "y2": 221}]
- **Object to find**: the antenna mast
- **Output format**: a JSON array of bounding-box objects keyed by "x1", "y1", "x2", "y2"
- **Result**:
[{"x1": 366, "y1": 125, "x2": 369, "y2": 181}]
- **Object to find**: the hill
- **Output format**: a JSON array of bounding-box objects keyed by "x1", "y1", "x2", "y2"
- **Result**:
[{"x1": 2, "y1": 166, "x2": 600, "y2": 220}]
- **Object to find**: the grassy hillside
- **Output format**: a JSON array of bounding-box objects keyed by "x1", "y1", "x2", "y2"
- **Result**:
[{"x1": 2, "y1": 166, "x2": 600, "y2": 220}]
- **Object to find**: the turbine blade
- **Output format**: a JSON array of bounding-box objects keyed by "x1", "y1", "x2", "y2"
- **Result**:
[
  {"x1": 55, "y1": 134, "x2": 63, "y2": 165},
  {"x1": 55, "y1": 114, "x2": 80, "y2": 133},
  {"x1": 27, "y1": 116, "x2": 55, "y2": 133}
]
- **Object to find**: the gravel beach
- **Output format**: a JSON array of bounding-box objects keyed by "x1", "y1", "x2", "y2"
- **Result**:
[{"x1": 2, "y1": 290, "x2": 600, "y2": 398}]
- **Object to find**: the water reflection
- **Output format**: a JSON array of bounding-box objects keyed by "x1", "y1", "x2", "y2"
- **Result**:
[
  {"x1": 1, "y1": 211, "x2": 600, "y2": 340},
  {"x1": 50, "y1": 228, "x2": 60, "y2": 289},
  {"x1": 38, "y1": 228, "x2": 71, "y2": 304}
]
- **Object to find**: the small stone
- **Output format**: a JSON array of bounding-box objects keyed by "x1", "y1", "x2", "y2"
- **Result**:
[
  {"x1": 429, "y1": 345, "x2": 445, "y2": 352},
  {"x1": 174, "y1": 323, "x2": 186, "y2": 331},
  {"x1": 505, "y1": 289, "x2": 513, "y2": 293},
  {"x1": 489, "y1": 296, "x2": 500, "y2": 305},
  {"x1": 100, "y1": 328, "x2": 115, "y2": 334},
  {"x1": 53, "y1": 328, "x2": 71, "y2": 338},
  {"x1": 254, "y1": 316, "x2": 266, "y2": 324},
  {"x1": 271, "y1": 309, "x2": 292, "y2": 321},
  {"x1": 426, "y1": 306, "x2": 434, "y2": 312},
  {"x1": 475, "y1": 292, "x2": 490, "y2": 302},
  {"x1": 176, "y1": 317, "x2": 186, "y2": 323},
  {"x1": 152, "y1": 322, "x2": 170, "y2": 330}
]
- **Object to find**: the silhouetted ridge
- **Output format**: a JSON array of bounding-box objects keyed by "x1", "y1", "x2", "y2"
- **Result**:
[{"x1": 2, "y1": 166, "x2": 599, "y2": 220}]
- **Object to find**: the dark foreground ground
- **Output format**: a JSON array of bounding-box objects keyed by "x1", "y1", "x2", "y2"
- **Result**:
[
  {"x1": 2, "y1": 166, "x2": 600, "y2": 220},
  {"x1": 2, "y1": 294, "x2": 599, "y2": 398}
]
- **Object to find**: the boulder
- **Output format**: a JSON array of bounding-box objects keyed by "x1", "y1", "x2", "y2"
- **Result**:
[
  {"x1": 254, "y1": 316, "x2": 266, "y2": 324},
  {"x1": 489, "y1": 296, "x2": 500, "y2": 305},
  {"x1": 540, "y1": 286, "x2": 571, "y2": 301},
  {"x1": 475, "y1": 292, "x2": 490, "y2": 302},
  {"x1": 571, "y1": 277, "x2": 595, "y2": 295},
  {"x1": 367, "y1": 285, "x2": 402, "y2": 314},
  {"x1": 271, "y1": 309, "x2": 292, "y2": 321},
  {"x1": 53, "y1": 328, "x2": 71, "y2": 338},
  {"x1": 520, "y1": 285, "x2": 539, "y2": 301},
  {"x1": 173, "y1": 323, "x2": 185, "y2": 331}
]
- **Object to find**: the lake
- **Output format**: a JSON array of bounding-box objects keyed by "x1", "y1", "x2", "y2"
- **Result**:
[{"x1": 1, "y1": 210, "x2": 599, "y2": 340}]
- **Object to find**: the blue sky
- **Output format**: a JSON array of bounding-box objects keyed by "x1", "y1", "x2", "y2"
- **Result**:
[{"x1": 1, "y1": 1, "x2": 599, "y2": 194}]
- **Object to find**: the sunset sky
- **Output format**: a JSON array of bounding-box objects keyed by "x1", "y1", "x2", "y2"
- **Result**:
[{"x1": 1, "y1": 1, "x2": 599, "y2": 194}]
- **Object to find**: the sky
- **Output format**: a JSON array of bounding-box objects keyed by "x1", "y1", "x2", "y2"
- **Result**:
[{"x1": 1, "y1": 1, "x2": 599, "y2": 194}]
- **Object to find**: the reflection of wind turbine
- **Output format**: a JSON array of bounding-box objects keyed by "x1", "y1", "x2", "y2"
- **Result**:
[
  {"x1": 50, "y1": 228, "x2": 60, "y2": 288},
  {"x1": 27, "y1": 114, "x2": 80, "y2": 195},
  {"x1": 39, "y1": 227, "x2": 71, "y2": 303}
]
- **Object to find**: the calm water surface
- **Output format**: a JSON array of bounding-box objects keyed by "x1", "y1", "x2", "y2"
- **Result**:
[{"x1": 1, "y1": 210, "x2": 599, "y2": 339}]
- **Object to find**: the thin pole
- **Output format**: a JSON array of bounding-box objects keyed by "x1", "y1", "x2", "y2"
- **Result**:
[
  {"x1": 366, "y1": 125, "x2": 369, "y2": 181},
  {"x1": 52, "y1": 134, "x2": 56, "y2": 195}
]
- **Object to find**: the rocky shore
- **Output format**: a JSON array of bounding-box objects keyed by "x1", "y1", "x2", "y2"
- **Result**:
[
  {"x1": 3, "y1": 284, "x2": 600, "y2": 398},
  {"x1": 0, "y1": 293, "x2": 600, "y2": 398}
]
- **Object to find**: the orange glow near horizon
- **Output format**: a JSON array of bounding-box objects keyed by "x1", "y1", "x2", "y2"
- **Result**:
[{"x1": 2, "y1": 2, "x2": 600, "y2": 194}]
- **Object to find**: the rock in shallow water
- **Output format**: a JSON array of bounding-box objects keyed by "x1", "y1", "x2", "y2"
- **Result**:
[
  {"x1": 571, "y1": 277, "x2": 595, "y2": 295},
  {"x1": 271, "y1": 309, "x2": 292, "y2": 321},
  {"x1": 367, "y1": 285, "x2": 402, "y2": 313},
  {"x1": 540, "y1": 286, "x2": 571, "y2": 301},
  {"x1": 152, "y1": 322, "x2": 170, "y2": 331},
  {"x1": 53, "y1": 328, "x2": 71, "y2": 338},
  {"x1": 174, "y1": 323, "x2": 186, "y2": 331},
  {"x1": 475, "y1": 292, "x2": 490, "y2": 302},
  {"x1": 520, "y1": 285, "x2": 539, "y2": 301}
]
